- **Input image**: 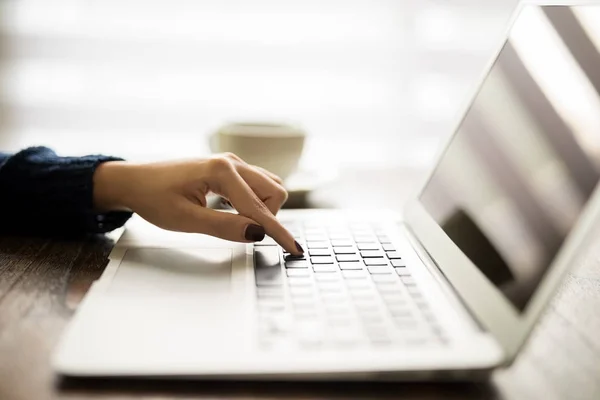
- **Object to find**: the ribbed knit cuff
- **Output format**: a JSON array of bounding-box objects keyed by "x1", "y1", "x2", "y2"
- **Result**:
[{"x1": 0, "y1": 147, "x2": 132, "y2": 235}]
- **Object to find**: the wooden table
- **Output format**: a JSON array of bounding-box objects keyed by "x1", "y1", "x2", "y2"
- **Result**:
[{"x1": 1, "y1": 167, "x2": 599, "y2": 400}]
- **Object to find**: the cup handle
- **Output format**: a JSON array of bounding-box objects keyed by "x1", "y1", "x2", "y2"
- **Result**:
[{"x1": 209, "y1": 131, "x2": 219, "y2": 153}]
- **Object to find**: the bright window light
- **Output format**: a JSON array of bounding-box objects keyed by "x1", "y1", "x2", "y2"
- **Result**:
[{"x1": 511, "y1": 6, "x2": 600, "y2": 156}]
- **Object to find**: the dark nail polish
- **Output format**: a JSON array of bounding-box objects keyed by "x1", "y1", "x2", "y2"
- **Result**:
[
  {"x1": 294, "y1": 240, "x2": 305, "y2": 254},
  {"x1": 245, "y1": 224, "x2": 265, "y2": 242}
]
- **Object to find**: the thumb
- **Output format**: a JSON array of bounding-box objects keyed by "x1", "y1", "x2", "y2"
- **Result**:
[{"x1": 185, "y1": 204, "x2": 265, "y2": 243}]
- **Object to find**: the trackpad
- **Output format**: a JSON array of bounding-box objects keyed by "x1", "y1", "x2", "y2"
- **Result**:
[{"x1": 108, "y1": 248, "x2": 233, "y2": 296}]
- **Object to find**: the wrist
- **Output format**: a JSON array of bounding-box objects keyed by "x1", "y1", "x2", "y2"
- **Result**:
[{"x1": 93, "y1": 161, "x2": 135, "y2": 211}]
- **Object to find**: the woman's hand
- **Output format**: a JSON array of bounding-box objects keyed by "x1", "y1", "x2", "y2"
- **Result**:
[{"x1": 93, "y1": 153, "x2": 303, "y2": 255}]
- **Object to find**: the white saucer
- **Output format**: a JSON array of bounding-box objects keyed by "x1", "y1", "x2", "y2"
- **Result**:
[{"x1": 284, "y1": 168, "x2": 337, "y2": 205}]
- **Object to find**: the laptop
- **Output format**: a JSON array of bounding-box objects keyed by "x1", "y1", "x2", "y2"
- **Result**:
[{"x1": 53, "y1": 3, "x2": 600, "y2": 380}]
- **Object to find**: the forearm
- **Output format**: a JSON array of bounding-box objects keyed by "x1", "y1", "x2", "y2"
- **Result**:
[{"x1": 0, "y1": 147, "x2": 132, "y2": 236}]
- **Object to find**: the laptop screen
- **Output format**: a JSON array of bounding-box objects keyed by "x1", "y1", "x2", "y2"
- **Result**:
[{"x1": 420, "y1": 5, "x2": 600, "y2": 311}]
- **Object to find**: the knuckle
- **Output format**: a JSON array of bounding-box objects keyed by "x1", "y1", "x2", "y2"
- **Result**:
[
  {"x1": 274, "y1": 187, "x2": 288, "y2": 203},
  {"x1": 254, "y1": 198, "x2": 271, "y2": 215},
  {"x1": 208, "y1": 156, "x2": 234, "y2": 173},
  {"x1": 222, "y1": 152, "x2": 237, "y2": 160}
]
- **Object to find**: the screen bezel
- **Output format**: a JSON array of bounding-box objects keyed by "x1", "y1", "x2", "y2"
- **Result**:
[{"x1": 404, "y1": 2, "x2": 600, "y2": 360}]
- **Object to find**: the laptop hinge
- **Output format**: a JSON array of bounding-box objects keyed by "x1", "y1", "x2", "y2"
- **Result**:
[{"x1": 400, "y1": 223, "x2": 487, "y2": 333}]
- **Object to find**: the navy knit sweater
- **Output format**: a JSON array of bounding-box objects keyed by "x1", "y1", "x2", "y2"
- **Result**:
[{"x1": 0, "y1": 147, "x2": 132, "y2": 236}]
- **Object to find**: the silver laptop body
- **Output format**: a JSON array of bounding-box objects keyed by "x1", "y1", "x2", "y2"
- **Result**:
[{"x1": 53, "y1": 2, "x2": 600, "y2": 380}]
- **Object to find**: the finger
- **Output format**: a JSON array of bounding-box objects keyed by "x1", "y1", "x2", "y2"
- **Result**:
[
  {"x1": 254, "y1": 166, "x2": 284, "y2": 185},
  {"x1": 222, "y1": 152, "x2": 284, "y2": 186},
  {"x1": 235, "y1": 164, "x2": 288, "y2": 215},
  {"x1": 220, "y1": 169, "x2": 301, "y2": 255},
  {"x1": 180, "y1": 202, "x2": 266, "y2": 243}
]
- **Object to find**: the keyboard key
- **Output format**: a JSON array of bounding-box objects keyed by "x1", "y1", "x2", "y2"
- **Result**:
[
  {"x1": 368, "y1": 335, "x2": 393, "y2": 346},
  {"x1": 359, "y1": 312, "x2": 386, "y2": 325},
  {"x1": 368, "y1": 267, "x2": 393, "y2": 274},
  {"x1": 360, "y1": 250, "x2": 385, "y2": 258},
  {"x1": 254, "y1": 246, "x2": 281, "y2": 266},
  {"x1": 336, "y1": 254, "x2": 360, "y2": 262},
  {"x1": 371, "y1": 274, "x2": 398, "y2": 283},
  {"x1": 331, "y1": 239, "x2": 353, "y2": 247},
  {"x1": 287, "y1": 277, "x2": 313, "y2": 286},
  {"x1": 328, "y1": 233, "x2": 352, "y2": 240},
  {"x1": 287, "y1": 269, "x2": 310, "y2": 277},
  {"x1": 333, "y1": 247, "x2": 357, "y2": 255},
  {"x1": 348, "y1": 290, "x2": 373, "y2": 300},
  {"x1": 339, "y1": 261, "x2": 364, "y2": 270},
  {"x1": 330, "y1": 328, "x2": 362, "y2": 345},
  {"x1": 313, "y1": 265, "x2": 338, "y2": 273},
  {"x1": 257, "y1": 316, "x2": 291, "y2": 336},
  {"x1": 317, "y1": 282, "x2": 344, "y2": 292},
  {"x1": 345, "y1": 279, "x2": 370, "y2": 288},
  {"x1": 309, "y1": 249, "x2": 332, "y2": 256},
  {"x1": 256, "y1": 287, "x2": 283, "y2": 297},
  {"x1": 391, "y1": 259, "x2": 406, "y2": 268},
  {"x1": 357, "y1": 243, "x2": 379, "y2": 251},
  {"x1": 352, "y1": 229, "x2": 373, "y2": 237},
  {"x1": 254, "y1": 247, "x2": 282, "y2": 286},
  {"x1": 392, "y1": 318, "x2": 420, "y2": 330},
  {"x1": 382, "y1": 243, "x2": 395, "y2": 252},
  {"x1": 395, "y1": 267, "x2": 411, "y2": 276},
  {"x1": 307, "y1": 241, "x2": 329, "y2": 249},
  {"x1": 354, "y1": 235, "x2": 377, "y2": 243},
  {"x1": 305, "y1": 234, "x2": 327, "y2": 241},
  {"x1": 401, "y1": 276, "x2": 416, "y2": 286},
  {"x1": 386, "y1": 252, "x2": 402, "y2": 259},
  {"x1": 257, "y1": 303, "x2": 285, "y2": 313},
  {"x1": 378, "y1": 235, "x2": 391, "y2": 244},
  {"x1": 294, "y1": 310, "x2": 320, "y2": 320},
  {"x1": 406, "y1": 286, "x2": 422, "y2": 296},
  {"x1": 284, "y1": 253, "x2": 307, "y2": 261},
  {"x1": 342, "y1": 270, "x2": 368, "y2": 279},
  {"x1": 363, "y1": 322, "x2": 389, "y2": 334},
  {"x1": 311, "y1": 256, "x2": 334, "y2": 264},
  {"x1": 364, "y1": 258, "x2": 389, "y2": 266},
  {"x1": 354, "y1": 301, "x2": 379, "y2": 311},
  {"x1": 380, "y1": 293, "x2": 407, "y2": 305},
  {"x1": 387, "y1": 306, "x2": 413, "y2": 318},
  {"x1": 321, "y1": 294, "x2": 348, "y2": 304},
  {"x1": 289, "y1": 286, "x2": 315, "y2": 296},
  {"x1": 285, "y1": 260, "x2": 310, "y2": 268},
  {"x1": 376, "y1": 286, "x2": 403, "y2": 296},
  {"x1": 414, "y1": 299, "x2": 430, "y2": 310},
  {"x1": 322, "y1": 299, "x2": 349, "y2": 309},
  {"x1": 314, "y1": 273, "x2": 341, "y2": 282},
  {"x1": 291, "y1": 296, "x2": 317, "y2": 306}
]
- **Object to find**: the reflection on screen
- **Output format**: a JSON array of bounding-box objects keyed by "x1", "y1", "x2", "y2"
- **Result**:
[{"x1": 420, "y1": 6, "x2": 600, "y2": 311}]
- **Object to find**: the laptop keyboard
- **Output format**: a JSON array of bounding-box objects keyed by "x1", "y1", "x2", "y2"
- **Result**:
[{"x1": 253, "y1": 220, "x2": 448, "y2": 350}]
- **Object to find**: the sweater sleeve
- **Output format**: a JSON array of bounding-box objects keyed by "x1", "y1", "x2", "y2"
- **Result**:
[{"x1": 0, "y1": 147, "x2": 132, "y2": 236}]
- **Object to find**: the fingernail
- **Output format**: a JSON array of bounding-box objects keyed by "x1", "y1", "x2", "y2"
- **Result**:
[
  {"x1": 245, "y1": 224, "x2": 265, "y2": 242},
  {"x1": 294, "y1": 240, "x2": 304, "y2": 254}
]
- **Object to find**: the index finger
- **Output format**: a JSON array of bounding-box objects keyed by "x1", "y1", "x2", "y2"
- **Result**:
[{"x1": 221, "y1": 169, "x2": 303, "y2": 255}]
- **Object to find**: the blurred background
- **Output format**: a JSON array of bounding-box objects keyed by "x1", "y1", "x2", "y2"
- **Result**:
[{"x1": 0, "y1": 0, "x2": 521, "y2": 173}]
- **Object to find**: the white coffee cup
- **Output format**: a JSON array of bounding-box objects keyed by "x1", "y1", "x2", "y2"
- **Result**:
[{"x1": 209, "y1": 122, "x2": 306, "y2": 181}]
